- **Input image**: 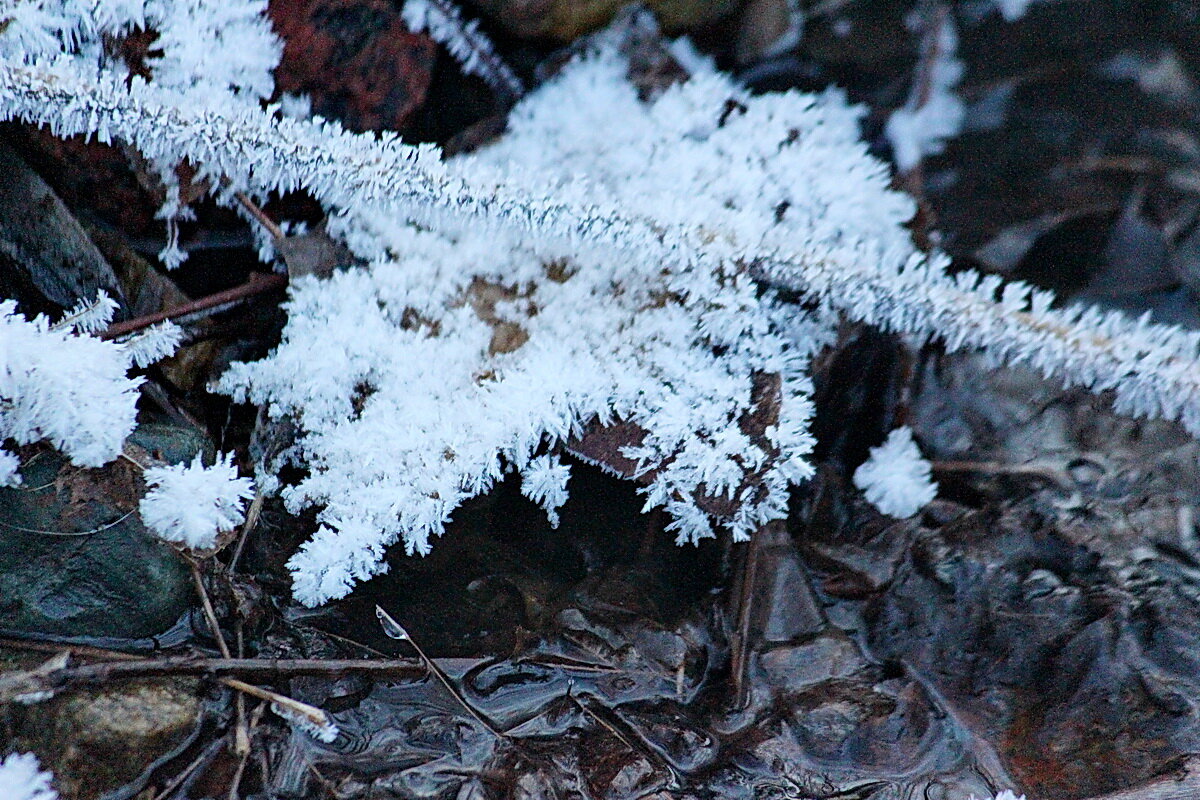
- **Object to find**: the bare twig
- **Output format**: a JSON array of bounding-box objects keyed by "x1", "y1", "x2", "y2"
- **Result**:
[
  {"x1": 191, "y1": 561, "x2": 232, "y2": 659},
  {"x1": 220, "y1": 676, "x2": 337, "y2": 740},
  {"x1": 233, "y1": 625, "x2": 249, "y2": 756},
  {"x1": 233, "y1": 191, "x2": 285, "y2": 241},
  {"x1": 728, "y1": 534, "x2": 761, "y2": 710},
  {"x1": 228, "y1": 491, "x2": 264, "y2": 573},
  {"x1": 375, "y1": 605, "x2": 505, "y2": 739},
  {"x1": 152, "y1": 737, "x2": 224, "y2": 800},
  {"x1": 100, "y1": 271, "x2": 287, "y2": 340},
  {"x1": 570, "y1": 689, "x2": 682, "y2": 786},
  {"x1": 228, "y1": 701, "x2": 266, "y2": 800}
]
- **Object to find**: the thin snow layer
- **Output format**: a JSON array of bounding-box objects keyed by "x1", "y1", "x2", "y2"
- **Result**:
[
  {"x1": 0, "y1": 299, "x2": 140, "y2": 470},
  {"x1": 220, "y1": 46, "x2": 909, "y2": 604},
  {"x1": 853, "y1": 426, "x2": 937, "y2": 518},
  {"x1": 0, "y1": 752, "x2": 58, "y2": 800},
  {"x1": 140, "y1": 453, "x2": 255, "y2": 549}
]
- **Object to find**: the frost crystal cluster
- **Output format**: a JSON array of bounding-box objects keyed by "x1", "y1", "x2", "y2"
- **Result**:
[
  {"x1": 0, "y1": 0, "x2": 278, "y2": 97},
  {"x1": 853, "y1": 426, "x2": 937, "y2": 518},
  {"x1": 7, "y1": 6, "x2": 1200, "y2": 605},
  {"x1": 140, "y1": 453, "x2": 255, "y2": 549},
  {"x1": 0, "y1": 298, "x2": 140, "y2": 484},
  {"x1": 0, "y1": 0, "x2": 280, "y2": 265},
  {"x1": 0, "y1": 752, "x2": 58, "y2": 800}
]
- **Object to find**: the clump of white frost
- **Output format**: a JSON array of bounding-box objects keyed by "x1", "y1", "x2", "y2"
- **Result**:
[
  {"x1": 12, "y1": 9, "x2": 1200, "y2": 608},
  {"x1": 120, "y1": 321, "x2": 184, "y2": 368},
  {"x1": 853, "y1": 426, "x2": 937, "y2": 518},
  {"x1": 140, "y1": 453, "x2": 255, "y2": 549},
  {"x1": 886, "y1": 12, "x2": 964, "y2": 172},
  {"x1": 0, "y1": 0, "x2": 279, "y2": 268},
  {"x1": 992, "y1": 0, "x2": 1036, "y2": 22},
  {"x1": 1, "y1": 298, "x2": 140, "y2": 475},
  {"x1": 0, "y1": 0, "x2": 278, "y2": 97},
  {"x1": 0, "y1": 752, "x2": 58, "y2": 800},
  {"x1": 0, "y1": 448, "x2": 21, "y2": 487},
  {"x1": 521, "y1": 454, "x2": 571, "y2": 527},
  {"x1": 56, "y1": 290, "x2": 120, "y2": 334},
  {"x1": 218, "y1": 40, "x2": 874, "y2": 604}
]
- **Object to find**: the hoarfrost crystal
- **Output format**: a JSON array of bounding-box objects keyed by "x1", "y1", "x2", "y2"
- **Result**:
[
  {"x1": 7, "y1": 8, "x2": 1200, "y2": 606},
  {"x1": 0, "y1": 752, "x2": 57, "y2": 800},
  {"x1": 140, "y1": 453, "x2": 255, "y2": 549},
  {"x1": 1, "y1": 300, "x2": 140, "y2": 473},
  {"x1": 853, "y1": 426, "x2": 938, "y2": 518}
]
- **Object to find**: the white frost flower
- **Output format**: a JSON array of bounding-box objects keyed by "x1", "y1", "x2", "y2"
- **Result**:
[
  {"x1": 140, "y1": 453, "x2": 255, "y2": 549},
  {"x1": 1, "y1": 299, "x2": 140, "y2": 472},
  {"x1": 521, "y1": 454, "x2": 571, "y2": 527},
  {"x1": 120, "y1": 321, "x2": 184, "y2": 368},
  {"x1": 0, "y1": 752, "x2": 58, "y2": 800},
  {"x1": 853, "y1": 426, "x2": 937, "y2": 518}
]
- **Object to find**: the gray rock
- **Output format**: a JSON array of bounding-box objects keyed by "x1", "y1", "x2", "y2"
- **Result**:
[{"x1": 0, "y1": 423, "x2": 212, "y2": 639}]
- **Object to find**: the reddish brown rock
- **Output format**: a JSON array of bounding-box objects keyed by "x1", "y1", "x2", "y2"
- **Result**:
[{"x1": 269, "y1": 0, "x2": 437, "y2": 132}]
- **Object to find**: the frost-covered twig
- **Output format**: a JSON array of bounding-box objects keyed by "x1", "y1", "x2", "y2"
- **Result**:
[
  {"x1": 7, "y1": 21, "x2": 1200, "y2": 606},
  {"x1": 51, "y1": 290, "x2": 119, "y2": 334},
  {"x1": 0, "y1": 60, "x2": 665, "y2": 264},
  {"x1": 402, "y1": 0, "x2": 523, "y2": 101},
  {"x1": 5, "y1": 57, "x2": 1196, "y2": 434}
]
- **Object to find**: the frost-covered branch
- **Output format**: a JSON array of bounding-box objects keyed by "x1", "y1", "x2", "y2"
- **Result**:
[
  {"x1": 402, "y1": 0, "x2": 523, "y2": 100},
  {"x1": 5, "y1": 56, "x2": 1193, "y2": 432},
  {"x1": 6, "y1": 17, "x2": 1200, "y2": 605}
]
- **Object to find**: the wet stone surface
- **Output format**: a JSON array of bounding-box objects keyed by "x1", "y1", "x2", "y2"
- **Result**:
[
  {"x1": 0, "y1": 429, "x2": 205, "y2": 640},
  {"x1": 4, "y1": 672, "x2": 202, "y2": 799}
]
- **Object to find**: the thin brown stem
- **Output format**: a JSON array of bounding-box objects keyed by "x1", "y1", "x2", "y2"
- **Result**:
[
  {"x1": 229, "y1": 491, "x2": 264, "y2": 573},
  {"x1": 233, "y1": 625, "x2": 249, "y2": 756},
  {"x1": 228, "y1": 701, "x2": 266, "y2": 800},
  {"x1": 152, "y1": 737, "x2": 223, "y2": 800},
  {"x1": 376, "y1": 605, "x2": 505, "y2": 739},
  {"x1": 101, "y1": 271, "x2": 287, "y2": 340},
  {"x1": 191, "y1": 561, "x2": 232, "y2": 659},
  {"x1": 233, "y1": 191, "x2": 285, "y2": 241},
  {"x1": 729, "y1": 534, "x2": 760, "y2": 710}
]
